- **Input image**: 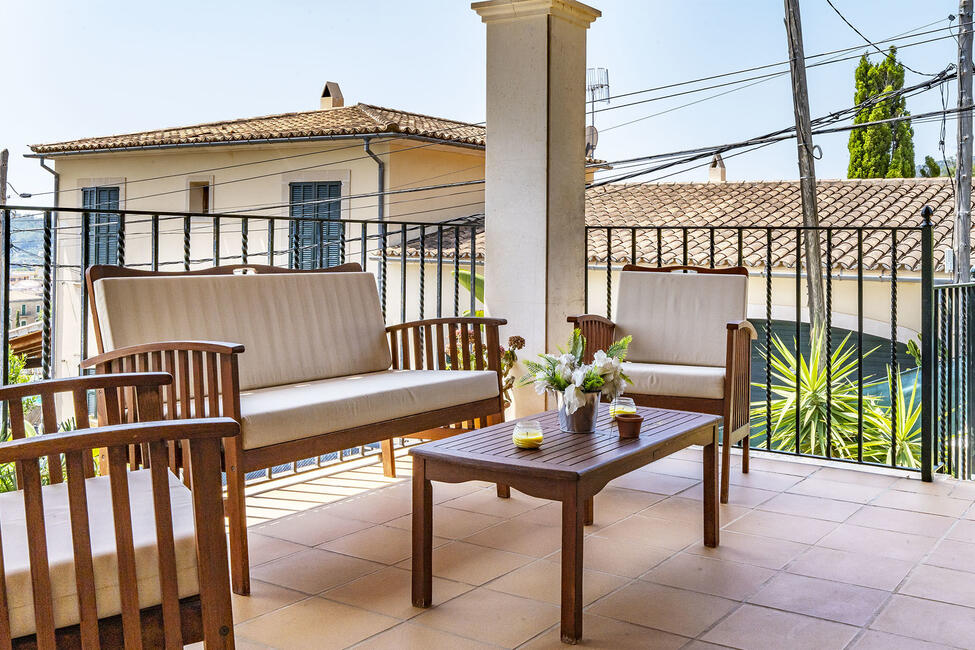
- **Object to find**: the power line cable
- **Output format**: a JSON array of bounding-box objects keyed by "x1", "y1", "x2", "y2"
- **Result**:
[{"x1": 824, "y1": 0, "x2": 935, "y2": 76}]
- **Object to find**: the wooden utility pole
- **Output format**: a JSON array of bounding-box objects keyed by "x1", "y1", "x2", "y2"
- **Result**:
[
  {"x1": 0, "y1": 149, "x2": 8, "y2": 207},
  {"x1": 784, "y1": 0, "x2": 827, "y2": 337},
  {"x1": 957, "y1": 0, "x2": 973, "y2": 283}
]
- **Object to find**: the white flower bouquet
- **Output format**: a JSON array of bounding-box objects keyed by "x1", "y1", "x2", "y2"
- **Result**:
[{"x1": 519, "y1": 329, "x2": 632, "y2": 431}]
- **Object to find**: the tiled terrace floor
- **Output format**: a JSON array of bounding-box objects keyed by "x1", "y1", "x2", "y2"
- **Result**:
[{"x1": 213, "y1": 448, "x2": 975, "y2": 649}]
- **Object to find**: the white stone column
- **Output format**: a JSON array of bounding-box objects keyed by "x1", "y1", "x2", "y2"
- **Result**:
[{"x1": 472, "y1": 0, "x2": 600, "y2": 416}]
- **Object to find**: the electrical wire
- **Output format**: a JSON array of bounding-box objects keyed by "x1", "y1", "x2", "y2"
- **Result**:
[{"x1": 824, "y1": 0, "x2": 936, "y2": 76}]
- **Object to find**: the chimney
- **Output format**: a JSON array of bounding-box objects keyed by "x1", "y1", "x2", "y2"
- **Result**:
[
  {"x1": 708, "y1": 153, "x2": 726, "y2": 183},
  {"x1": 320, "y1": 82, "x2": 344, "y2": 109}
]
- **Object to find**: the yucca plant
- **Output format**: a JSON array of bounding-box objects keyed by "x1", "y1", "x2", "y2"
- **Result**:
[
  {"x1": 861, "y1": 368, "x2": 922, "y2": 468},
  {"x1": 752, "y1": 330, "x2": 882, "y2": 459}
]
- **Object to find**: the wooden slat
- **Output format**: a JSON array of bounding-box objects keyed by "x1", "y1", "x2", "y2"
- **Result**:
[
  {"x1": 177, "y1": 350, "x2": 191, "y2": 419},
  {"x1": 9, "y1": 399, "x2": 25, "y2": 488},
  {"x1": 164, "y1": 350, "x2": 177, "y2": 421},
  {"x1": 435, "y1": 324, "x2": 446, "y2": 370},
  {"x1": 424, "y1": 325, "x2": 435, "y2": 370},
  {"x1": 147, "y1": 441, "x2": 183, "y2": 649},
  {"x1": 107, "y1": 446, "x2": 144, "y2": 649},
  {"x1": 412, "y1": 326, "x2": 423, "y2": 370},
  {"x1": 65, "y1": 450, "x2": 101, "y2": 650},
  {"x1": 192, "y1": 351, "x2": 205, "y2": 420},
  {"x1": 0, "y1": 500, "x2": 12, "y2": 650},
  {"x1": 20, "y1": 459, "x2": 56, "y2": 649},
  {"x1": 459, "y1": 323, "x2": 472, "y2": 371},
  {"x1": 40, "y1": 395, "x2": 63, "y2": 484},
  {"x1": 389, "y1": 331, "x2": 400, "y2": 369},
  {"x1": 447, "y1": 324, "x2": 459, "y2": 371},
  {"x1": 206, "y1": 352, "x2": 220, "y2": 419},
  {"x1": 401, "y1": 329, "x2": 412, "y2": 369},
  {"x1": 472, "y1": 324, "x2": 485, "y2": 371}
]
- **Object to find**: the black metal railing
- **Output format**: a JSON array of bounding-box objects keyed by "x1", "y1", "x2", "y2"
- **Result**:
[
  {"x1": 934, "y1": 282, "x2": 975, "y2": 479},
  {"x1": 584, "y1": 215, "x2": 938, "y2": 476},
  {"x1": 0, "y1": 204, "x2": 483, "y2": 484}
]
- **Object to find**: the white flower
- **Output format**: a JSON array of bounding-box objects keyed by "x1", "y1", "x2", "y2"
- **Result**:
[
  {"x1": 571, "y1": 367, "x2": 588, "y2": 388},
  {"x1": 533, "y1": 379, "x2": 550, "y2": 396},
  {"x1": 562, "y1": 384, "x2": 586, "y2": 414}
]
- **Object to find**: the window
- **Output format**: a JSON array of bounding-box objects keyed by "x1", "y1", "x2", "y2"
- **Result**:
[
  {"x1": 289, "y1": 182, "x2": 343, "y2": 270},
  {"x1": 82, "y1": 186, "x2": 120, "y2": 265},
  {"x1": 189, "y1": 182, "x2": 210, "y2": 214}
]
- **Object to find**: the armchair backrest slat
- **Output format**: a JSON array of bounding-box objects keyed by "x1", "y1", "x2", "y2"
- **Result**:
[
  {"x1": 64, "y1": 450, "x2": 100, "y2": 649},
  {"x1": 147, "y1": 441, "x2": 183, "y2": 649},
  {"x1": 21, "y1": 460, "x2": 55, "y2": 649},
  {"x1": 106, "y1": 445, "x2": 143, "y2": 649}
]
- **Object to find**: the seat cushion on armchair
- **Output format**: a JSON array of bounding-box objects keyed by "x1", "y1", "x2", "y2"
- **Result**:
[
  {"x1": 622, "y1": 361, "x2": 725, "y2": 400},
  {"x1": 614, "y1": 271, "x2": 747, "y2": 367},
  {"x1": 1, "y1": 469, "x2": 199, "y2": 639},
  {"x1": 238, "y1": 369, "x2": 500, "y2": 450}
]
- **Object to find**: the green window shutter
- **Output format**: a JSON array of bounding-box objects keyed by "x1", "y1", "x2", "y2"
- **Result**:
[
  {"x1": 289, "y1": 182, "x2": 343, "y2": 270},
  {"x1": 82, "y1": 186, "x2": 120, "y2": 266}
]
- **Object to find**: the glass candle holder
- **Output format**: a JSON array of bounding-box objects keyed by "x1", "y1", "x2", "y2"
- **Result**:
[
  {"x1": 512, "y1": 419, "x2": 543, "y2": 449},
  {"x1": 609, "y1": 397, "x2": 636, "y2": 420}
]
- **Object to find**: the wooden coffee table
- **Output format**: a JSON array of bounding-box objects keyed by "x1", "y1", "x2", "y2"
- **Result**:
[{"x1": 410, "y1": 406, "x2": 721, "y2": 644}]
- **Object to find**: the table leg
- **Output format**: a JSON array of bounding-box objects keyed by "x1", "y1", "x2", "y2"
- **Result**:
[
  {"x1": 585, "y1": 497, "x2": 594, "y2": 526},
  {"x1": 411, "y1": 458, "x2": 433, "y2": 607},
  {"x1": 703, "y1": 424, "x2": 720, "y2": 548},
  {"x1": 561, "y1": 486, "x2": 585, "y2": 644},
  {"x1": 496, "y1": 483, "x2": 511, "y2": 498}
]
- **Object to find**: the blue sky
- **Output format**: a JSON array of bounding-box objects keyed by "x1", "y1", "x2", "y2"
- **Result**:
[{"x1": 0, "y1": 0, "x2": 961, "y2": 200}]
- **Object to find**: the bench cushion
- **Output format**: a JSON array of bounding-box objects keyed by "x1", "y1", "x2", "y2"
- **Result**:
[
  {"x1": 93, "y1": 272, "x2": 392, "y2": 391},
  {"x1": 622, "y1": 361, "x2": 725, "y2": 400},
  {"x1": 2, "y1": 469, "x2": 198, "y2": 639},
  {"x1": 614, "y1": 271, "x2": 747, "y2": 367},
  {"x1": 239, "y1": 369, "x2": 500, "y2": 450}
]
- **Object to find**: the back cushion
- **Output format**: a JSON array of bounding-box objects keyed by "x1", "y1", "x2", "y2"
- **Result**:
[
  {"x1": 614, "y1": 271, "x2": 747, "y2": 367},
  {"x1": 93, "y1": 272, "x2": 392, "y2": 391}
]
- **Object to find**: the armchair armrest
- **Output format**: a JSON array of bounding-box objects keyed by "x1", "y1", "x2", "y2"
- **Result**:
[
  {"x1": 727, "y1": 319, "x2": 758, "y2": 340},
  {"x1": 81, "y1": 341, "x2": 245, "y2": 369},
  {"x1": 385, "y1": 317, "x2": 508, "y2": 374}
]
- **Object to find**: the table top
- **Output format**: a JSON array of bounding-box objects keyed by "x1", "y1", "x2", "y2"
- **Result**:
[{"x1": 411, "y1": 406, "x2": 720, "y2": 481}]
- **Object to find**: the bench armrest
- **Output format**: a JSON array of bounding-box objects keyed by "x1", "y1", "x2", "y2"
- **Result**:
[
  {"x1": 386, "y1": 317, "x2": 508, "y2": 332},
  {"x1": 81, "y1": 341, "x2": 245, "y2": 368},
  {"x1": 727, "y1": 319, "x2": 758, "y2": 340},
  {"x1": 724, "y1": 320, "x2": 756, "y2": 439}
]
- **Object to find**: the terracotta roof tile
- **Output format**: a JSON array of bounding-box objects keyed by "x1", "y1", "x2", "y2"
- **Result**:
[
  {"x1": 29, "y1": 103, "x2": 486, "y2": 154},
  {"x1": 388, "y1": 178, "x2": 954, "y2": 273}
]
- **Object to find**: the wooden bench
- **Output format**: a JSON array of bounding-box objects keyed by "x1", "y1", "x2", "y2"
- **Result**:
[{"x1": 81, "y1": 263, "x2": 507, "y2": 596}]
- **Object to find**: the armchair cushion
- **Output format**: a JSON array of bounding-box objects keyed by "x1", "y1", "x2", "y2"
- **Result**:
[
  {"x1": 614, "y1": 271, "x2": 747, "y2": 367},
  {"x1": 2, "y1": 469, "x2": 199, "y2": 638},
  {"x1": 622, "y1": 361, "x2": 725, "y2": 400},
  {"x1": 93, "y1": 272, "x2": 392, "y2": 391},
  {"x1": 238, "y1": 369, "x2": 499, "y2": 450}
]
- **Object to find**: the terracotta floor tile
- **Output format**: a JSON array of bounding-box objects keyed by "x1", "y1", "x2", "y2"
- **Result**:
[
  {"x1": 442, "y1": 487, "x2": 548, "y2": 517},
  {"x1": 235, "y1": 597, "x2": 398, "y2": 649},
  {"x1": 324, "y1": 566, "x2": 471, "y2": 619},
  {"x1": 644, "y1": 457, "x2": 705, "y2": 479},
  {"x1": 431, "y1": 481, "x2": 491, "y2": 504},
  {"x1": 412, "y1": 588, "x2": 560, "y2": 647},
  {"x1": 462, "y1": 518, "x2": 564, "y2": 557},
  {"x1": 787, "y1": 477, "x2": 887, "y2": 503},
  {"x1": 607, "y1": 471, "x2": 700, "y2": 495},
  {"x1": 419, "y1": 541, "x2": 534, "y2": 585},
  {"x1": 816, "y1": 523, "x2": 938, "y2": 562},
  {"x1": 947, "y1": 519, "x2": 975, "y2": 544},
  {"x1": 250, "y1": 548, "x2": 383, "y2": 594},
  {"x1": 727, "y1": 468, "x2": 804, "y2": 492},
  {"x1": 386, "y1": 505, "x2": 504, "y2": 539},
  {"x1": 702, "y1": 604, "x2": 858, "y2": 650},
  {"x1": 870, "y1": 490, "x2": 971, "y2": 518},
  {"x1": 549, "y1": 534, "x2": 674, "y2": 578},
  {"x1": 748, "y1": 573, "x2": 887, "y2": 626},
  {"x1": 847, "y1": 505, "x2": 956, "y2": 538},
  {"x1": 591, "y1": 486, "x2": 667, "y2": 525},
  {"x1": 923, "y1": 538, "x2": 975, "y2": 574},
  {"x1": 890, "y1": 476, "x2": 956, "y2": 496},
  {"x1": 231, "y1": 579, "x2": 307, "y2": 624},
  {"x1": 320, "y1": 525, "x2": 446, "y2": 565},
  {"x1": 949, "y1": 482, "x2": 975, "y2": 500},
  {"x1": 850, "y1": 630, "x2": 949, "y2": 649},
  {"x1": 322, "y1": 491, "x2": 413, "y2": 524},
  {"x1": 588, "y1": 581, "x2": 736, "y2": 637},
  {"x1": 520, "y1": 613, "x2": 689, "y2": 649},
  {"x1": 811, "y1": 467, "x2": 899, "y2": 488},
  {"x1": 787, "y1": 546, "x2": 914, "y2": 591},
  {"x1": 724, "y1": 509, "x2": 838, "y2": 544},
  {"x1": 485, "y1": 559, "x2": 627, "y2": 606},
  {"x1": 684, "y1": 531, "x2": 807, "y2": 570},
  {"x1": 871, "y1": 594, "x2": 975, "y2": 646},
  {"x1": 245, "y1": 532, "x2": 307, "y2": 567},
  {"x1": 739, "y1": 456, "x2": 818, "y2": 476},
  {"x1": 642, "y1": 496, "x2": 749, "y2": 526},
  {"x1": 512, "y1": 502, "x2": 564, "y2": 527},
  {"x1": 758, "y1": 492, "x2": 862, "y2": 522},
  {"x1": 676, "y1": 482, "x2": 775, "y2": 508},
  {"x1": 597, "y1": 514, "x2": 702, "y2": 551},
  {"x1": 251, "y1": 507, "x2": 374, "y2": 547},
  {"x1": 641, "y1": 552, "x2": 775, "y2": 600},
  {"x1": 901, "y1": 563, "x2": 975, "y2": 608},
  {"x1": 351, "y1": 622, "x2": 496, "y2": 649}
]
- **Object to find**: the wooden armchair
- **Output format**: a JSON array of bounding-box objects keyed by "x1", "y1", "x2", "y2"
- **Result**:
[
  {"x1": 569, "y1": 265, "x2": 757, "y2": 504},
  {"x1": 0, "y1": 372, "x2": 237, "y2": 649}
]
